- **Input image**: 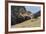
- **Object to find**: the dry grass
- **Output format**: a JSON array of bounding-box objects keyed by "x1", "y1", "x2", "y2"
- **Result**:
[{"x1": 11, "y1": 17, "x2": 41, "y2": 28}]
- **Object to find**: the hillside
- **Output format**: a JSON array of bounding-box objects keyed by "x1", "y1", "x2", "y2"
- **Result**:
[
  {"x1": 11, "y1": 17, "x2": 41, "y2": 28},
  {"x1": 11, "y1": 6, "x2": 41, "y2": 28},
  {"x1": 11, "y1": 6, "x2": 32, "y2": 25}
]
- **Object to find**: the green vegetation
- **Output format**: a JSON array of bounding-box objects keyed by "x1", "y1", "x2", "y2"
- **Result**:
[{"x1": 11, "y1": 17, "x2": 41, "y2": 28}]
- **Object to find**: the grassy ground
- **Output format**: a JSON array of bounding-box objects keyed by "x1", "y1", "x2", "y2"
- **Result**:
[{"x1": 11, "y1": 17, "x2": 41, "y2": 28}]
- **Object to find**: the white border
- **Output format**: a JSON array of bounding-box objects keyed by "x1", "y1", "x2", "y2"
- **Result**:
[{"x1": 8, "y1": 3, "x2": 43, "y2": 32}]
